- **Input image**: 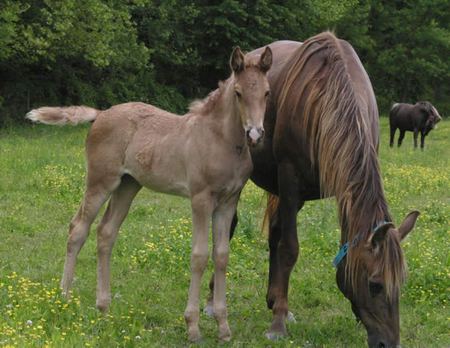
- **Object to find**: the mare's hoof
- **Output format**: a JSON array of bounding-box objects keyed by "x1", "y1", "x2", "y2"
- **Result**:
[
  {"x1": 203, "y1": 304, "x2": 214, "y2": 317},
  {"x1": 265, "y1": 331, "x2": 286, "y2": 341},
  {"x1": 287, "y1": 311, "x2": 296, "y2": 323}
]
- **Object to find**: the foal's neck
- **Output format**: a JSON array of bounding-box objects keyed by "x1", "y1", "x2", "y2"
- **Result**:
[{"x1": 210, "y1": 79, "x2": 247, "y2": 150}]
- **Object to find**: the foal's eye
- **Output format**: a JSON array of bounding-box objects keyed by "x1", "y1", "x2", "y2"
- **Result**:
[
  {"x1": 265, "y1": 91, "x2": 270, "y2": 97},
  {"x1": 235, "y1": 91, "x2": 242, "y2": 98},
  {"x1": 369, "y1": 282, "x2": 383, "y2": 297}
]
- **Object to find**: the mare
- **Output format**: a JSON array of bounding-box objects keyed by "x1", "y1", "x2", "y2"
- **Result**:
[
  {"x1": 389, "y1": 101, "x2": 442, "y2": 149},
  {"x1": 208, "y1": 32, "x2": 419, "y2": 348},
  {"x1": 26, "y1": 46, "x2": 273, "y2": 342}
]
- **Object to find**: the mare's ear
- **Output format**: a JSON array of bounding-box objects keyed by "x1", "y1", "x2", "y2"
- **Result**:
[
  {"x1": 230, "y1": 47, "x2": 245, "y2": 73},
  {"x1": 369, "y1": 223, "x2": 394, "y2": 249},
  {"x1": 398, "y1": 211, "x2": 420, "y2": 240},
  {"x1": 259, "y1": 46, "x2": 273, "y2": 72}
]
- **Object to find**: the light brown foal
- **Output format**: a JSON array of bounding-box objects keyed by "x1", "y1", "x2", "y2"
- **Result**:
[{"x1": 27, "y1": 46, "x2": 272, "y2": 342}]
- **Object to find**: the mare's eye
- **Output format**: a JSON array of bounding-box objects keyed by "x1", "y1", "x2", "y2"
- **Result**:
[
  {"x1": 265, "y1": 91, "x2": 270, "y2": 97},
  {"x1": 369, "y1": 281, "x2": 383, "y2": 297},
  {"x1": 235, "y1": 91, "x2": 242, "y2": 98}
]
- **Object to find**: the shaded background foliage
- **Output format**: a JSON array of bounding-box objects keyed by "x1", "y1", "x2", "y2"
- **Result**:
[{"x1": 0, "y1": 0, "x2": 449, "y2": 126}]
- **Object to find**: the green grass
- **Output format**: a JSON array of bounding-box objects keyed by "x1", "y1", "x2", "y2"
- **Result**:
[{"x1": 0, "y1": 118, "x2": 449, "y2": 347}]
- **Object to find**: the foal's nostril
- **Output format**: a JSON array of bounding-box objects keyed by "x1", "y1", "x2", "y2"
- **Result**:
[{"x1": 378, "y1": 342, "x2": 386, "y2": 348}]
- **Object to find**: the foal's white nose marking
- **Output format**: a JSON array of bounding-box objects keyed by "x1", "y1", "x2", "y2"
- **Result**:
[{"x1": 249, "y1": 128, "x2": 260, "y2": 141}]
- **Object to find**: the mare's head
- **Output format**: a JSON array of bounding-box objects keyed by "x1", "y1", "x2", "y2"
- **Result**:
[
  {"x1": 336, "y1": 211, "x2": 420, "y2": 348},
  {"x1": 229, "y1": 46, "x2": 272, "y2": 146},
  {"x1": 417, "y1": 101, "x2": 442, "y2": 133}
]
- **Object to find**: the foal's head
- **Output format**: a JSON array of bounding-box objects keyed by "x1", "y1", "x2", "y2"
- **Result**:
[
  {"x1": 229, "y1": 46, "x2": 272, "y2": 146},
  {"x1": 336, "y1": 211, "x2": 419, "y2": 348}
]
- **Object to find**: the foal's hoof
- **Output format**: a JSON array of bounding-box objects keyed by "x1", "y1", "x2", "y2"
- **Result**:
[
  {"x1": 96, "y1": 299, "x2": 110, "y2": 313},
  {"x1": 218, "y1": 323, "x2": 232, "y2": 343},
  {"x1": 188, "y1": 329, "x2": 202, "y2": 343},
  {"x1": 203, "y1": 304, "x2": 214, "y2": 317}
]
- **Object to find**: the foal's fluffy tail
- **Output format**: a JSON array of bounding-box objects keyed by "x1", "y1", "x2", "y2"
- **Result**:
[{"x1": 26, "y1": 106, "x2": 99, "y2": 126}]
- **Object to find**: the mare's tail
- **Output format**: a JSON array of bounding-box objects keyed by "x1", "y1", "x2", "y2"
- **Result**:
[
  {"x1": 262, "y1": 193, "x2": 280, "y2": 236},
  {"x1": 26, "y1": 106, "x2": 99, "y2": 126}
]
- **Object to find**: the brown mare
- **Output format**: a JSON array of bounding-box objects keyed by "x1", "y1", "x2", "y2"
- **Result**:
[
  {"x1": 26, "y1": 46, "x2": 273, "y2": 342},
  {"x1": 208, "y1": 32, "x2": 419, "y2": 348}
]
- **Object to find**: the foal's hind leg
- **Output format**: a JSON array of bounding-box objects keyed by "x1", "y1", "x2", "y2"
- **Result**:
[
  {"x1": 61, "y1": 182, "x2": 116, "y2": 296},
  {"x1": 96, "y1": 175, "x2": 141, "y2": 312}
]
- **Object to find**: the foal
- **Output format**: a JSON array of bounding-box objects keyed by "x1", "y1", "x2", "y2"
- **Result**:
[{"x1": 27, "y1": 46, "x2": 273, "y2": 342}]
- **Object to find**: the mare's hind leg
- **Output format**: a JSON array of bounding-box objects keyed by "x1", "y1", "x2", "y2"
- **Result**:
[
  {"x1": 397, "y1": 130, "x2": 405, "y2": 147},
  {"x1": 96, "y1": 175, "x2": 141, "y2": 312},
  {"x1": 266, "y1": 199, "x2": 303, "y2": 322},
  {"x1": 211, "y1": 197, "x2": 239, "y2": 342},
  {"x1": 185, "y1": 190, "x2": 214, "y2": 342},
  {"x1": 389, "y1": 126, "x2": 396, "y2": 147},
  {"x1": 266, "y1": 208, "x2": 281, "y2": 309},
  {"x1": 205, "y1": 211, "x2": 238, "y2": 316},
  {"x1": 61, "y1": 178, "x2": 119, "y2": 297},
  {"x1": 266, "y1": 162, "x2": 301, "y2": 340}
]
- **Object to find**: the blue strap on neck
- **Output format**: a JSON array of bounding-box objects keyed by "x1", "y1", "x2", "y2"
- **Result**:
[{"x1": 332, "y1": 220, "x2": 390, "y2": 268}]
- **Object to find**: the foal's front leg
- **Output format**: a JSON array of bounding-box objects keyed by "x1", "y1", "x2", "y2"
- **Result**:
[
  {"x1": 211, "y1": 198, "x2": 238, "y2": 342},
  {"x1": 184, "y1": 191, "x2": 214, "y2": 342}
]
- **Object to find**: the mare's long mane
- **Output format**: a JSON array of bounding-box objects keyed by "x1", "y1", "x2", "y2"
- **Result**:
[{"x1": 277, "y1": 32, "x2": 405, "y2": 297}]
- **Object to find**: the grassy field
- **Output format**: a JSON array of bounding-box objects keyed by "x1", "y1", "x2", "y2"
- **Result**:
[{"x1": 0, "y1": 118, "x2": 448, "y2": 347}]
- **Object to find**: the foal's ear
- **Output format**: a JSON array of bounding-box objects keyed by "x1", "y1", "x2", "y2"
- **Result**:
[
  {"x1": 259, "y1": 46, "x2": 273, "y2": 72},
  {"x1": 230, "y1": 46, "x2": 245, "y2": 73},
  {"x1": 398, "y1": 211, "x2": 420, "y2": 241}
]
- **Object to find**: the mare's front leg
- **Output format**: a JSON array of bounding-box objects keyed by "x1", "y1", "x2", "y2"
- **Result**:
[
  {"x1": 211, "y1": 197, "x2": 239, "y2": 342},
  {"x1": 205, "y1": 211, "x2": 238, "y2": 316},
  {"x1": 184, "y1": 191, "x2": 214, "y2": 342},
  {"x1": 420, "y1": 131, "x2": 426, "y2": 149},
  {"x1": 266, "y1": 161, "x2": 300, "y2": 340},
  {"x1": 413, "y1": 128, "x2": 419, "y2": 148}
]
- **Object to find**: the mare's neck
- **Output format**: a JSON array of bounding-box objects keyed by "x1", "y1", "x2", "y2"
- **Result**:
[{"x1": 338, "y1": 163, "x2": 392, "y2": 245}]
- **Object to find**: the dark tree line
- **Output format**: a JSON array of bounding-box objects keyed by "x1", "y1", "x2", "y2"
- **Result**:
[{"x1": 1, "y1": 0, "x2": 448, "y2": 126}]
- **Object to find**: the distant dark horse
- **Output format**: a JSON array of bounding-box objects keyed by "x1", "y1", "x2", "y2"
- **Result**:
[
  {"x1": 207, "y1": 32, "x2": 419, "y2": 348},
  {"x1": 389, "y1": 101, "x2": 442, "y2": 149}
]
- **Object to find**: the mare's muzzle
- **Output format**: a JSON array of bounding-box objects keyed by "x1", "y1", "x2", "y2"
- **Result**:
[{"x1": 246, "y1": 127, "x2": 264, "y2": 146}]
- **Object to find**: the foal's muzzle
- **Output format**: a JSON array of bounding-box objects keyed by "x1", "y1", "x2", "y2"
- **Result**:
[{"x1": 246, "y1": 127, "x2": 264, "y2": 147}]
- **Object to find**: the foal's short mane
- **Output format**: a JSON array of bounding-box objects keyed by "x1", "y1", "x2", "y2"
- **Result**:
[
  {"x1": 278, "y1": 32, "x2": 405, "y2": 297},
  {"x1": 188, "y1": 56, "x2": 265, "y2": 116},
  {"x1": 188, "y1": 82, "x2": 226, "y2": 116}
]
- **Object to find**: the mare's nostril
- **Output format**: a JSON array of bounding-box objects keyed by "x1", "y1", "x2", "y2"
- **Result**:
[{"x1": 378, "y1": 342, "x2": 386, "y2": 348}]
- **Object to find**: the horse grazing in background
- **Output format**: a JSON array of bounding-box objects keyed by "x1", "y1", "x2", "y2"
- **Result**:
[
  {"x1": 206, "y1": 32, "x2": 419, "y2": 348},
  {"x1": 389, "y1": 101, "x2": 442, "y2": 149},
  {"x1": 26, "y1": 46, "x2": 273, "y2": 343}
]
